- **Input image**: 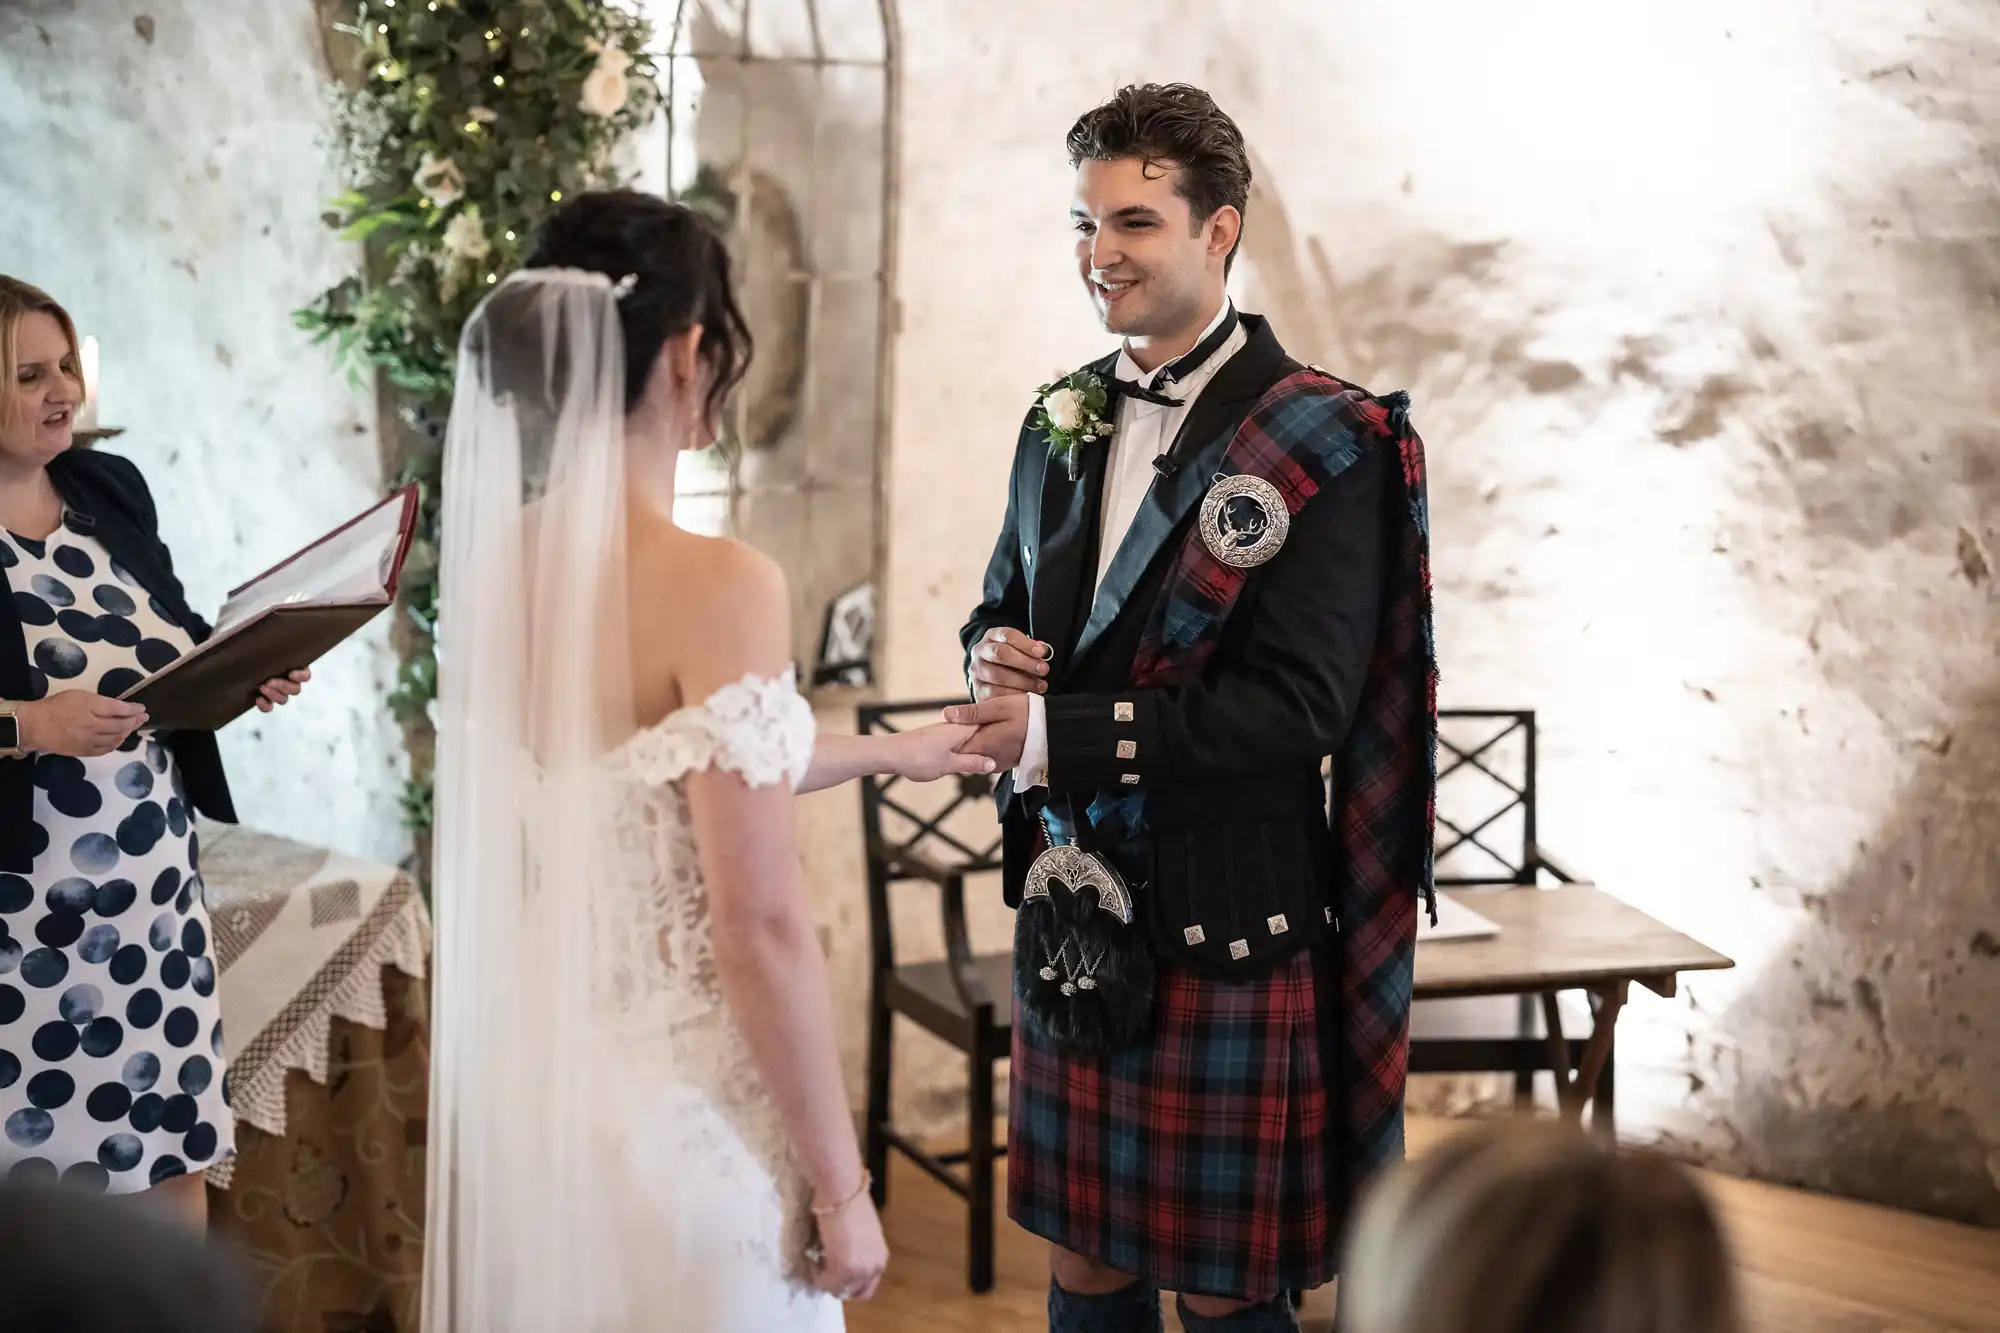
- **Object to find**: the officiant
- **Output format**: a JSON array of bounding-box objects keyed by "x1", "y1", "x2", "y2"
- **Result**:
[{"x1": 0, "y1": 275, "x2": 306, "y2": 1229}]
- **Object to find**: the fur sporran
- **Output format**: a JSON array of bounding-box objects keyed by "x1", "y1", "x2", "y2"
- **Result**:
[{"x1": 1012, "y1": 842, "x2": 1155, "y2": 1051}]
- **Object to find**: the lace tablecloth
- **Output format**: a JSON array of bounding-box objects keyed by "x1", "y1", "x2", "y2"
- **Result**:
[{"x1": 200, "y1": 821, "x2": 432, "y2": 1332}]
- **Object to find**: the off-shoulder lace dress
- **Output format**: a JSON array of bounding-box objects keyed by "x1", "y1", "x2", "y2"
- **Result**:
[{"x1": 589, "y1": 668, "x2": 842, "y2": 1332}]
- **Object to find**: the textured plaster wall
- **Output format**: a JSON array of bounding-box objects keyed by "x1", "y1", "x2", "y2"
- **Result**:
[
  {"x1": 0, "y1": 1, "x2": 408, "y2": 865},
  {"x1": 866, "y1": 0, "x2": 2000, "y2": 1224}
]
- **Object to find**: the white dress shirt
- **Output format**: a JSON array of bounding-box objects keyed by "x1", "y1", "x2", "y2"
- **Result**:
[{"x1": 1014, "y1": 300, "x2": 1247, "y2": 790}]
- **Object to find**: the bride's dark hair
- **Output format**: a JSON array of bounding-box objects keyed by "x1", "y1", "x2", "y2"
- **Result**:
[{"x1": 525, "y1": 189, "x2": 753, "y2": 432}]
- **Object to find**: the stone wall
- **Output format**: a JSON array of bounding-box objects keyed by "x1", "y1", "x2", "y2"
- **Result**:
[
  {"x1": 0, "y1": 0, "x2": 408, "y2": 866},
  {"x1": 874, "y1": 0, "x2": 2000, "y2": 1224}
]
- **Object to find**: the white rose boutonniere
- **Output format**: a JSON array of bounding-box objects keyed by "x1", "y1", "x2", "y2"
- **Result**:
[{"x1": 1033, "y1": 368, "x2": 1114, "y2": 481}]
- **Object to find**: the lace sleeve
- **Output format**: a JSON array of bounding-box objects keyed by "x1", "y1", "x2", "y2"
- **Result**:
[{"x1": 618, "y1": 667, "x2": 817, "y2": 791}]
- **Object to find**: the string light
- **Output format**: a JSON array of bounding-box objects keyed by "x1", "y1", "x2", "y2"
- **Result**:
[
  {"x1": 377, "y1": 22, "x2": 388, "y2": 33},
  {"x1": 464, "y1": 121, "x2": 478, "y2": 133},
  {"x1": 484, "y1": 28, "x2": 497, "y2": 39},
  {"x1": 550, "y1": 190, "x2": 563, "y2": 202},
  {"x1": 493, "y1": 75, "x2": 505, "y2": 87},
  {"x1": 486, "y1": 273, "x2": 499, "y2": 285},
  {"x1": 504, "y1": 230, "x2": 517, "y2": 241}
]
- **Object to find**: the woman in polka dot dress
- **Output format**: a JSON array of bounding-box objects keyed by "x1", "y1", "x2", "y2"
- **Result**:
[{"x1": 0, "y1": 277, "x2": 307, "y2": 1228}]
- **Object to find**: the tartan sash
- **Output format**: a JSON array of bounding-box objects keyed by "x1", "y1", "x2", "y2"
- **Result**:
[{"x1": 1121, "y1": 366, "x2": 1441, "y2": 1193}]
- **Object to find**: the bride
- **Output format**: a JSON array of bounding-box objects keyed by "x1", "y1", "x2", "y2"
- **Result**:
[{"x1": 420, "y1": 190, "x2": 990, "y2": 1331}]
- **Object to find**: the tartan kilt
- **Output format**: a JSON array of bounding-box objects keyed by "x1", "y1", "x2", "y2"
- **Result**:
[{"x1": 1007, "y1": 945, "x2": 1343, "y2": 1302}]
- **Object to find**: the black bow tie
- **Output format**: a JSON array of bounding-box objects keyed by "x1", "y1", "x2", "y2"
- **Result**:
[
  {"x1": 1108, "y1": 305, "x2": 1240, "y2": 409},
  {"x1": 1110, "y1": 378, "x2": 1179, "y2": 407}
]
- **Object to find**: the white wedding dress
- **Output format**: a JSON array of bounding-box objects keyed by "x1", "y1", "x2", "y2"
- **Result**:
[{"x1": 586, "y1": 668, "x2": 844, "y2": 1332}]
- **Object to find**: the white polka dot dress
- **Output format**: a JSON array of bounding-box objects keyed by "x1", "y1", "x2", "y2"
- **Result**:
[{"x1": 0, "y1": 515, "x2": 232, "y2": 1192}]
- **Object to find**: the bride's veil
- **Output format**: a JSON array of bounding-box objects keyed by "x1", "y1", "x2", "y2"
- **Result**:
[{"x1": 422, "y1": 268, "x2": 680, "y2": 1330}]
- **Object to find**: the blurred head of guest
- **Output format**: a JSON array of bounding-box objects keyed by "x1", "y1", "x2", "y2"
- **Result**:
[
  {"x1": 0, "y1": 276, "x2": 85, "y2": 477},
  {"x1": 1341, "y1": 1119, "x2": 1746, "y2": 1333},
  {"x1": 0, "y1": 1182, "x2": 260, "y2": 1332}
]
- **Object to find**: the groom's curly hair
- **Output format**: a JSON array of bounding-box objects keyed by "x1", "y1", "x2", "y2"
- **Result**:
[{"x1": 1066, "y1": 84, "x2": 1252, "y2": 272}]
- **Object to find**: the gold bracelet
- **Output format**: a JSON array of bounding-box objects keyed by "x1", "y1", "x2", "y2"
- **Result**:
[{"x1": 809, "y1": 1170, "x2": 872, "y2": 1217}]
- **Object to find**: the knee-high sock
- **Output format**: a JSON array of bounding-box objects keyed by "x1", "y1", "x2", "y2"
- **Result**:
[
  {"x1": 1047, "y1": 1276, "x2": 1164, "y2": 1333},
  {"x1": 1174, "y1": 1292, "x2": 1300, "y2": 1333}
]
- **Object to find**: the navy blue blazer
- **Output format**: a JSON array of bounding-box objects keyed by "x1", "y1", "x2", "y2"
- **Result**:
[{"x1": 0, "y1": 448, "x2": 237, "y2": 873}]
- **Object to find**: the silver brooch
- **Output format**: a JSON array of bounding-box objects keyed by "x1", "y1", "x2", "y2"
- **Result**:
[{"x1": 1199, "y1": 473, "x2": 1290, "y2": 568}]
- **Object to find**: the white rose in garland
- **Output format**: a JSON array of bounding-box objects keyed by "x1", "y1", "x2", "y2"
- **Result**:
[
  {"x1": 443, "y1": 206, "x2": 490, "y2": 263},
  {"x1": 587, "y1": 38, "x2": 633, "y2": 75},
  {"x1": 580, "y1": 41, "x2": 633, "y2": 117},
  {"x1": 415, "y1": 151, "x2": 465, "y2": 207}
]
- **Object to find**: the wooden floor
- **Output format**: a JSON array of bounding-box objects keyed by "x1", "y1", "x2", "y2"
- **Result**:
[{"x1": 848, "y1": 1118, "x2": 2000, "y2": 1333}]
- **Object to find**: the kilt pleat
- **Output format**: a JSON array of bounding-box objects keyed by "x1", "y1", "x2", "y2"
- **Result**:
[{"x1": 1007, "y1": 947, "x2": 1344, "y2": 1302}]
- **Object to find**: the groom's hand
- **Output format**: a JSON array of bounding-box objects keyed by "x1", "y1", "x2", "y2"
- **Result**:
[
  {"x1": 942, "y1": 694, "x2": 1031, "y2": 771},
  {"x1": 968, "y1": 627, "x2": 1051, "y2": 701}
]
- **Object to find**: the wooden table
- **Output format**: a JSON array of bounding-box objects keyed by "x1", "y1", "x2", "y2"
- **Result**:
[{"x1": 1413, "y1": 884, "x2": 1734, "y2": 1131}]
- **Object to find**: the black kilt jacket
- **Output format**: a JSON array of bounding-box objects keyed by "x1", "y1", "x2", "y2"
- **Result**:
[{"x1": 961, "y1": 314, "x2": 1386, "y2": 982}]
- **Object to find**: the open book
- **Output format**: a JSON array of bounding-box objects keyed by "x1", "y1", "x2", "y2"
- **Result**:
[{"x1": 121, "y1": 485, "x2": 419, "y2": 731}]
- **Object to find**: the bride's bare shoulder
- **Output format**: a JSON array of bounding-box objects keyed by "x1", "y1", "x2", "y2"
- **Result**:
[
  {"x1": 646, "y1": 528, "x2": 786, "y2": 612},
  {"x1": 634, "y1": 526, "x2": 790, "y2": 700}
]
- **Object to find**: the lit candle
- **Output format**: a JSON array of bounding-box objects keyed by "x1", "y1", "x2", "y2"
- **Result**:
[{"x1": 76, "y1": 336, "x2": 99, "y2": 433}]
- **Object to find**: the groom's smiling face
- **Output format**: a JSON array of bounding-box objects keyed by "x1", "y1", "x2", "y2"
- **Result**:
[{"x1": 1071, "y1": 156, "x2": 1221, "y2": 342}]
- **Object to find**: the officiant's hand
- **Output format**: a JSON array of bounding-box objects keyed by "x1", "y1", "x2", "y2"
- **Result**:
[
  {"x1": 253, "y1": 667, "x2": 311, "y2": 714},
  {"x1": 968, "y1": 627, "x2": 1051, "y2": 700},
  {"x1": 942, "y1": 694, "x2": 1030, "y2": 771},
  {"x1": 16, "y1": 692, "x2": 149, "y2": 758}
]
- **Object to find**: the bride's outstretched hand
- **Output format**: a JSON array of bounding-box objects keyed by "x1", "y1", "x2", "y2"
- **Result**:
[{"x1": 890, "y1": 722, "x2": 996, "y2": 782}]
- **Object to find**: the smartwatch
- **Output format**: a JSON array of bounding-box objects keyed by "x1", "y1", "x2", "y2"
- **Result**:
[{"x1": 0, "y1": 702, "x2": 23, "y2": 760}]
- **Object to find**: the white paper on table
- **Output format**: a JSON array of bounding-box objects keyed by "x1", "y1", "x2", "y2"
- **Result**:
[{"x1": 1417, "y1": 892, "x2": 1502, "y2": 943}]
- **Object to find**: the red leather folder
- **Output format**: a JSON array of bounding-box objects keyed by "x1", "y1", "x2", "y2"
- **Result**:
[{"x1": 121, "y1": 485, "x2": 420, "y2": 731}]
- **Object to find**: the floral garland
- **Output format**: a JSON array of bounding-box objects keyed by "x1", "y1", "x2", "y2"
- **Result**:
[{"x1": 298, "y1": 0, "x2": 662, "y2": 841}]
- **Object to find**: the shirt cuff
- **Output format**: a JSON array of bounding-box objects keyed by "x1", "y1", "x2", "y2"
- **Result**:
[{"x1": 1013, "y1": 691, "x2": 1050, "y2": 790}]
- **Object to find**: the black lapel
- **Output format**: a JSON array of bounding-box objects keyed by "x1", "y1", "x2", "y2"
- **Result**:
[
  {"x1": 1065, "y1": 314, "x2": 1287, "y2": 677},
  {"x1": 1028, "y1": 353, "x2": 1118, "y2": 667},
  {"x1": 0, "y1": 562, "x2": 25, "y2": 702}
]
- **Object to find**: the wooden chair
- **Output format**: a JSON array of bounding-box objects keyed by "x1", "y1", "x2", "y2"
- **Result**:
[
  {"x1": 1413, "y1": 709, "x2": 1608, "y2": 1129},
  {"x1": 856, "y1": 698, "x2": 1009, "y2": 1292}
]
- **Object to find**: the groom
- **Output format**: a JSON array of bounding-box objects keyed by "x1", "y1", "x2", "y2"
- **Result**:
[{"x1": 948, "y1": 85, "x2": 1438, "y2": 1332}]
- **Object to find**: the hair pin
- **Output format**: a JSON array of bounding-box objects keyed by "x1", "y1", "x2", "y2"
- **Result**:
[{"x1": 612, "y1": 272, "x2": 639, "y2": 300}]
